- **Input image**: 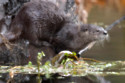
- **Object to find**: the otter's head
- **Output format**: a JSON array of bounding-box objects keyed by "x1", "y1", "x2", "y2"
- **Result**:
[
  {"x1": 55, "y1": 23, "x2": 108, "y2": 53},
  {"x1": 76, "y1": 24, "x2": 108, "y2": 55},
  {"x1": 80, "y1": 24, "x2": 108, "y2": 42},
  {"x1": 66, "y1": 24, "x2": 108, "y2": 52}
]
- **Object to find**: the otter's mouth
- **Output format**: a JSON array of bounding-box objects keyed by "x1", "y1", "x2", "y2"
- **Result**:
[{"x1": 98, "y1": 34, "x2": 109, "y2": 41}]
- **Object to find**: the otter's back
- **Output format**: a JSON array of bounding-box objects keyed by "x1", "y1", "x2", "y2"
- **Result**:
[{"x1": 10, "y1": 1, "x2": 66, "y2": 40}]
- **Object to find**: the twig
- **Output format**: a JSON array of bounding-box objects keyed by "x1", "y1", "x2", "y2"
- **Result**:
[
  {"x1": 106, "y1": 16, "x2": 125, "y2": 31},
  {"x1": 80, "y1": 58, "x2": 101, "y2": 62},
  {"x1": 0, "y1": 34, "x2": 13, "y2": 50}
]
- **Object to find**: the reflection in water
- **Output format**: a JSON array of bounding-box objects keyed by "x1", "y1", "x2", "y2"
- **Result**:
[{"x1": 96, "y1": 75, "x2": 110, "y2": 83}]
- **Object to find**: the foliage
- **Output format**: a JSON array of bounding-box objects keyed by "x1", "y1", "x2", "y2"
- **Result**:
[{"x1": 0, "y1": 51, "x2": 125, "y2": 78}]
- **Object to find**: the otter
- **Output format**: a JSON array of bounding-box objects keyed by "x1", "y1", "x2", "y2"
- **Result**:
[
  {"x1": 54, "y1": 24, "x2": 108, "y2": 54},
  {"x1": 0, "y1": 0, "x2": 108, "y2": 55}
]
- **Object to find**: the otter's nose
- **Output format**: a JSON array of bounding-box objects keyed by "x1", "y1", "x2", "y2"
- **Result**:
[{"x1": 103, "y1": 31, "x2": 108, "y2": 35}]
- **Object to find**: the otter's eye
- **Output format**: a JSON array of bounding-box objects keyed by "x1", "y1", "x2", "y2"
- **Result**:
[
  {"x1": 96, "y1": 30, "x2": 99, "y2": 32},
  {"x1": 85, "y1": 29, "x2": 88, "y2": 31},
  {"x1": 82, "y1": 28, "x2": 88, "y2": 32}
]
